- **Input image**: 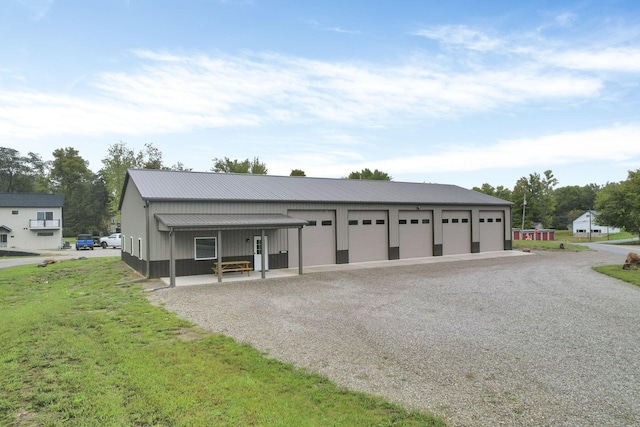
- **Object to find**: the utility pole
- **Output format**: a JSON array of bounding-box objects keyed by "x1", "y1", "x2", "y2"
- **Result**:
[{"x1": 521, "y1": 194, "x2": 527, "y2": 231}]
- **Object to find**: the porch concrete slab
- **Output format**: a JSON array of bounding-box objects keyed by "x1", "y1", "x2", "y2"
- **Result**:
[{"x1": 160, "y1": 250, "x2": 530, "y2": 287}]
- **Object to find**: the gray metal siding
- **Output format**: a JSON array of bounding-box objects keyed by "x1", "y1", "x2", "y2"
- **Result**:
[{"x1": 120, "y1": 182, "x2": 147, "y2": 261}]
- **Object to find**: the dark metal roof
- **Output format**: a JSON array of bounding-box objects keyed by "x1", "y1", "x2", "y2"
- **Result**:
[
  {"x1": 123, "y1": 169, "x2": 511, "y2": 207},
  {"x1": 0, "y1": 193, "x2": 64, "y2": 208},
  {"x1": 155, "y1": 213, "x2": 308, "y2": 230}
]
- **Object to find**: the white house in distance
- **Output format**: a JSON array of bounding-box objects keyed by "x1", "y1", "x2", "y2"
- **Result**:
[
  {"x1": 0, "y1": 193, "x2": 64, "y2": 250},
  {"x1": 572, "y1": 210, "x2": 620, "y2": 237}
]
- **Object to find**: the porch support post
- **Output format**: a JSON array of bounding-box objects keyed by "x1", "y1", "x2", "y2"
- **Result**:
[
  {"x1": 169, "y1": 227, "x2": 175, "y2": 287},
  {"x1": 217, "y1": 229, "x2": 222, "y2": 283},
  {"x1": 298, "y1": 226, "x2": 303, "y2": 275},
  {"x1": 261, "y1": 228, "x2": 266, "y2": 279}
]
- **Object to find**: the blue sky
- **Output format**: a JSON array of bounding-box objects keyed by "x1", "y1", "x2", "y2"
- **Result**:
[{"x1": 1, "y1": 0, "x2": 640, "y2": 189}]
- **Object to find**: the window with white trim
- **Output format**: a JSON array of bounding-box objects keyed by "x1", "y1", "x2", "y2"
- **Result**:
[
  {"x1": 195, "y1": 237, "x2": 217, "y2": 260},
  {"x1": 138, "y1": 238, "x2": 143, "y2": 260}
]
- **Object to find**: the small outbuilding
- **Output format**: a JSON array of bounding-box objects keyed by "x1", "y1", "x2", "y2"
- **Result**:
[
  {"x1": 572, "y1": 210, "x2": 620, "y2": 237},
  {"x1": 119, "y1": 170, "x2": 513, "y2": 285}
]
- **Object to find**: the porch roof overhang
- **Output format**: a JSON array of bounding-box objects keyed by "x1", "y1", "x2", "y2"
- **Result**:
[
  {"x1": 155, "y1": 213, "x2": 308, "y2": 232},
  {"x1": 0, "y1": 225, "x2": 12, "y2": 232}
]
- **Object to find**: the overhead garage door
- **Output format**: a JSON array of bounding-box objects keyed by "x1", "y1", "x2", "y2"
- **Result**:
[
  {"x1": 288, "y1": 210, "x2": 336, "y2": 268},
  {"x1": 399, "y1": 210, "x2": 433, "y2": 258},
  {"x1": 479, "y1": 210, "x2": 504, "y2": 252},
  {"x1": 348, "y1": 210, "x2": 388, "y2": 263},
  {"x1": 442, "y1": 210, "x2": 471, "y2": 255}
]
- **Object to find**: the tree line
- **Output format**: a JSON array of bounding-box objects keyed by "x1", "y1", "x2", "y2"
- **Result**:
[
  {"x1": 473, "y1": 169, "x2": 640, "y2": 239},
  {"x1": 0, "y1": 143, "x2": 392, "y2": 237},
  {"x1": 2, "y1": 142, "x2": 636, "y2": 239}
]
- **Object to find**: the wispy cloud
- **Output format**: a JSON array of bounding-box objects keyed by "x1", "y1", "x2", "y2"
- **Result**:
[
  {"x1": 0, "y1": 49, "x2": 603, "y2": 142},
  {"x1": 18, "y1": 0, "x2": 54, "y2": 20},
  {"x1": 415, "y1": 23, "x2": 640, "y2": 75},
  {"x1": 370, "y1": 124, "x2": 640, "y2": 175},
  {"x1": 306, "y1": 19, "x2": 361, "y2": 34},
  {"x1": 555, "y1": 12, "x2": 578, "y2": 27},
  {"x1": 413, "y1": 25, "x2": 504, "y2": 52},
  {"x1": 543, "y1": 47, "x2": 640, "y2": 72}
]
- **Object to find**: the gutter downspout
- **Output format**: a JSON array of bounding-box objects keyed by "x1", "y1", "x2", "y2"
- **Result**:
[
  {"x1": 170, "y1": 227, "x2": 175, "y2": 287},
  {"x1": 298, "y1": 226, "x2": 303, "y2": 276},
  {"x1": 145, "y1": 200, "x2": 150, "y2": 279}
]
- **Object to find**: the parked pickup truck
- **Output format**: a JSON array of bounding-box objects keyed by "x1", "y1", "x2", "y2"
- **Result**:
[
  {"x1": 75, "y1": 234, "x2": 94, "y2": 250},
  {"x1": 99, "y1": 233, "x2": 122, "y2": 249}
]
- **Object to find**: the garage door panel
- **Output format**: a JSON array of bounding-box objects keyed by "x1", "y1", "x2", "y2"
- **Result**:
[
  {"x1": 479, "y1": 210, "x2": 504, "y2": 252},
  {"x1": 399, "y1": 210, "x2": 433, "y2": 258},
  {"x1": 288, "y1": 210, "x2": 336, "y2": 267},
  {"x1": 442, "y1": 210, "x2": 471, "y2": 255},
  {"x1": 348, "y1": 211, "x2": 388, "y2": 263}
]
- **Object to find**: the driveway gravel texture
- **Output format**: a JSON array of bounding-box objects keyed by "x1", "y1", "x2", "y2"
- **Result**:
[{"x1": 148, "y1": 250, "x2": 640, "y2": 427}]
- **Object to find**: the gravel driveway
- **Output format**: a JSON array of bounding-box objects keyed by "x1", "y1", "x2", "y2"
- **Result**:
[{"x1": 148, "y1": 250, "x2": 640, "y2": 426}]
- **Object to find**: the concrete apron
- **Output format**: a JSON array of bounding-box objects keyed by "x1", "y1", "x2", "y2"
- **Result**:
[{"x1": 160, "y1": 250, "x2": 531, "y2": 287}]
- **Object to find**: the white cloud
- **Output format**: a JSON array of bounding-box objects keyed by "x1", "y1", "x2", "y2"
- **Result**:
[
  {"x1": 18, "y1": 0, "x2": 54, "y2": 20},
  {"x1": 555, "y1": 12, "x2": 578, "y2": 28},
  {"x1": 413, "y1": 25, "x2": 504, "y2": 52},
  {"x1": 544, "y1": 47, "x2": 640, "y2": 72},
  {"x1": 0, "y1": 50, "x2": 603, "y2": 142},
  {"x1": 369, "y1": 124, "x2": 640, "y2": 174}
]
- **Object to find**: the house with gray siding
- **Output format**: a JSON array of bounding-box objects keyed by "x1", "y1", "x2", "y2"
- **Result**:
[
  {"x1": 119, "y1": 169, "x2": 512, "y2": 285},
  {"x1": 0, "y1": 193, "x2": 64, "y2": 250}
]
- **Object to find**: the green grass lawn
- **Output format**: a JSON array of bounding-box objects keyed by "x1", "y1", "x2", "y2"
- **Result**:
[
  {"x1": 511, "y1": 239, "x2": 588, "y2": 251},
  {"x1": 554, "y1": 230, "x2": 635, "y2": 243},
  {"x1": 593, "y1": 265, "x2": 640, "y2": 287},
  {"x1": 511, "y1": 229, "x2": 637, "y2": 252},
  {"x1": 0, "y1": 257, "x2": 445, "y2": 426}
]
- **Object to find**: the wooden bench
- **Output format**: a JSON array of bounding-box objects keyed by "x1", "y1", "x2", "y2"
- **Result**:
[{"x1": 212, "y1": 260, "x2": 252, "y2": 276}]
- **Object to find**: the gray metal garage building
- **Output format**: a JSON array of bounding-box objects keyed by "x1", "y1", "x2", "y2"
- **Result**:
[{"x1": 119, "y1": 169, "x2": 512, "y2": 285}]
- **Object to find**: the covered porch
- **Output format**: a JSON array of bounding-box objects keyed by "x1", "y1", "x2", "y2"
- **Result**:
[{"x1": 154, "y1": 213, "x2": 308, "y2": 287}]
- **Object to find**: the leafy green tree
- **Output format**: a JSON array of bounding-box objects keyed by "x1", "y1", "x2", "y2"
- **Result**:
[
  {"x1": 512, "y1": 170, "x2": 557, "y2": 229},
  {"x1": 0, "y1": 147, "x2": 50, "y2": 193},
  {"x1": 595, "y1": 169, "x2": 640, "y2": 240},
  {"x1": 101, "y1": 142, "x2": 172, "y2": 228},
  {"x1": 347, "y1": 168, "x2": 392, "y2": 181},
  {"x1": 101, "y1": 142, "x2": 139, "y2": 218},
  {"x1": 141, "y1": 143, "x2": 164, "y2": 169},
  {"x1": 212, "y1": 157, "x2": 268, "y2": 174},
  {"x1": 50, "y1": 147, "x2": 99, "y2": 236},
  {"x1": 552, "y1": 184, "x2": 600, "y2": 229},
  {"x1": 290, "y1": 169, "x2": 306, "y2": 176},
  {"x1": 89, "y1": 173, "x2": 111, "y2": 234},
  {"x1": 169, "y1": 162, "x2": 192, "y2": 171},
  {"x1": 472, "y1": 183, "x2": 512, "y2": 201}
]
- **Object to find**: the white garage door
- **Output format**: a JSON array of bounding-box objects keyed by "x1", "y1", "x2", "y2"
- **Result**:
[
  {"x1": 479, "y1": 210, "x2": 504, "y2": 252},
  {"x1": 442, "y1": 210, "x2": 471, "y2": 255},
  {"x1": 288, "y1": 210, "x2": 336, "y2": 268},
  {"x1": 399, "y1": 210, "x2": 433, "y2": 258},
  {"x1": 348, "y1": 210, "x2": 388, "y2": 263}
]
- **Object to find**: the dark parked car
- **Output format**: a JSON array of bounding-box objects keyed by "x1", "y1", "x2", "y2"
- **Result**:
[{"x1": 75, "y1": 234, "x2": 94, "y2": 250}]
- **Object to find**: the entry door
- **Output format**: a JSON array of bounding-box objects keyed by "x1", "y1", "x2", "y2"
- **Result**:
[
  {"x1": 253, "y1": 235, "x2": 269, "y2": 271},
  {"x1": 0, "y1": 234, "x2": 6, "y2": 248}
]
